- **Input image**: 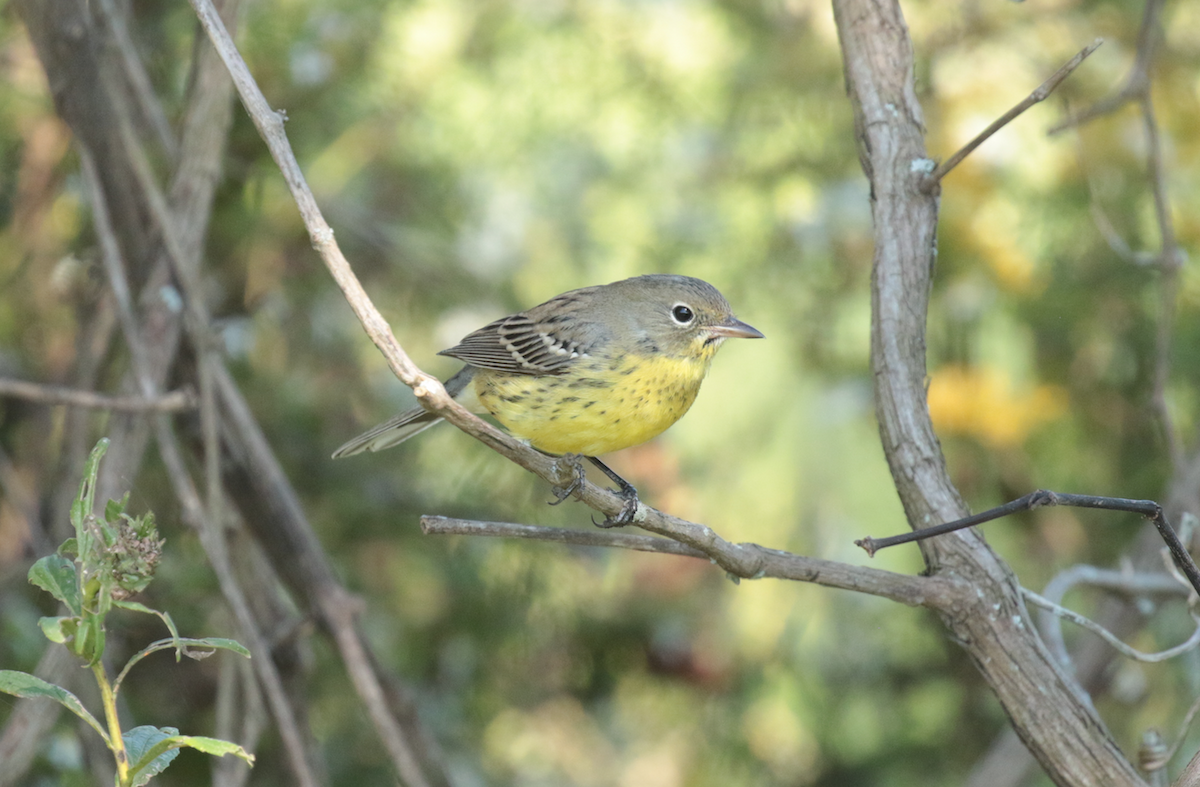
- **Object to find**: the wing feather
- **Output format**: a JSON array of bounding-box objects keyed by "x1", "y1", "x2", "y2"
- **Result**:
[{"x1": 438, "y1": 288, "x2": 610, "y2": 376}]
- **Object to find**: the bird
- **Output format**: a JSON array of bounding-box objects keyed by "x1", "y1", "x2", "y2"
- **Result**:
[{"x1": 333, "y1": 274, "x2": 763, "y2": 526}]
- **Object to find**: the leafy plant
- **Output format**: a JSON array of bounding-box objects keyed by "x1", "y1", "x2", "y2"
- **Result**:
[{"x1": 0, "y1": 438, "x2": 254, "y2": 786}]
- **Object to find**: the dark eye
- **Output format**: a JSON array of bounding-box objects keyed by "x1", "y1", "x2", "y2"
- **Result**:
[{"x1": 671, "y1": 304, "x2": 694, "y2": 324}]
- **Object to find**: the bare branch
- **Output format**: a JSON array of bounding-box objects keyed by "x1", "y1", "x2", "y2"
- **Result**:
[
  {"x1": 1140, "y1": 90, "x2": 1186, "y2": 468},
  {"x1": 423, "y1": 515, "x2": 712, "y2": 558},
  {"x1": 0, "y1": 378, "x2": 195, "y2": 412},
  {"x1": 1023, "y1": 589, "x2": 1200, "y2": 663},
  {"x1": 93, "y1": 0, "x2": 178, "y2": 160},
  {"x1": 182, "y1": 0, "x2": 819, "y2": 586},
  {"x1": 834, "y1": 0, "x2": 1147, "y2": 779},
  {"x1": 80, "y1": 145, "x2": 324, "y2": 787},
  {"x1": 1049, "y1": 0, "x2": 1165, "y2": 134},
  {"x1": 922, "y1": 39, "x2": 1103, "y2": 189},
  {"x1": 858, "y1": 490, "x2": 1200, "y2": 597},
  {"x1": 1037, "y1": 563, "x2": 1190, "y2": 670},
  {"x1": 1160, "y1": 698, "x2": 1200, "y2": 779},
  {"x1": 420, "y1": 516, "x2": 957, "y2": 607}
]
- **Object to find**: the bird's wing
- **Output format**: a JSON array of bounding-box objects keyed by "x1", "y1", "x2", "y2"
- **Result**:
[{"x1": 438, "y1": 288, "x2": 609, "y2": 376}]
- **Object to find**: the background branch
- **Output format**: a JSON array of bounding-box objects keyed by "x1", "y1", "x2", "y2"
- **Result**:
[{"x1": 0, "y1": 379, "x2": 195, "y2": 412}]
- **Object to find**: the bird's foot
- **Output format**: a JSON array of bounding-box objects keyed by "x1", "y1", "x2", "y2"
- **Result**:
[
  {"x1": 587, "y1": 456, "x2": 639, "y2": 528},
  {"x1": 549, "y1": 454, "x2": 586, "y2": 506}
]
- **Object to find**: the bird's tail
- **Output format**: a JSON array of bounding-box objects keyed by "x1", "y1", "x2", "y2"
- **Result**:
[{"x1": 331, "y1": 366, "x2": 476, "y2": 458}]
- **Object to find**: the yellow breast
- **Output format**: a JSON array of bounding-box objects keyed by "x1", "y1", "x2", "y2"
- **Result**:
[{"x1": 474, "y1": 352, "x2": 713, "y2": 456}]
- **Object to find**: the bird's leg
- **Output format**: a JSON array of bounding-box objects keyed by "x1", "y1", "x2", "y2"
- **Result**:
[
  {"x1": 549, "y1": 453, "x2": 586, "y2": 505},
  {"x1": 586, "y1": 456, "x2": 639, "y2": 528}
]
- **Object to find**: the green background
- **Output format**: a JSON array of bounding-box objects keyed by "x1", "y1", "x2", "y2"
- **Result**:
[{"x1": 2, "y1": 0, "x2": 1200, "y2": 783}]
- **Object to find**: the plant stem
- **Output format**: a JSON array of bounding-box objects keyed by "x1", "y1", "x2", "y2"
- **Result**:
[{"x1": 93, "y1": 662, "x2": 130, "y2": 786}]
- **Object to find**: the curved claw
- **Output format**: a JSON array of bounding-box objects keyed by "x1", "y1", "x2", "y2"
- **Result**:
[
  {"x1": 594, "y1": 490, "x2": 639, "y2": 528},
  {"x1": 549, "y1": 454, "x2": 586, "y2": 506}
]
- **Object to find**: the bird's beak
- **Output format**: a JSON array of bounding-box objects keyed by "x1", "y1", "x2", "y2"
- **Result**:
[{"x1": 708, "y1": 317, "x2": 764, "y2": 340}]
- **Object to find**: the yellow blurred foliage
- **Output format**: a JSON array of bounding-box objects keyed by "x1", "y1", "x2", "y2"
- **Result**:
[
  {"x1": 969, "y1": 198, "x2": 1042, "y2": 294},
  {"x1": 928, "y1": 365, "x2": 1067, "y2": 448},
  {"x1": 742, "y1": 694, "x2": 820, "y2": 781},
  {"x1": 484, "y1": 697, "x2": 617, "y2": 785}
]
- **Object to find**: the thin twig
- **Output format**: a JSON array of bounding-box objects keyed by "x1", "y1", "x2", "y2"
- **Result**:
[
  {"x1": 1048, "y1": 0, "x2": 1165, "y2": 135},
  {"x1": 93, "y1": 0, "x2": 178, "y2": 160},
  {"x1": 0, "y1": 378, "x2": 195, "y2": 412},
  {"x1": 80, "y1": 145, "x2": 322, "y2": 787},
  {"x1": 1023, "y1": 589, "x2": 1200, "y2": 663},
  {"x1": 420, "y1": 516, "x2": 958, "y2": 606},
  {"x1": 1072, "y1": 130, "x2": 1145, "y2": 264},
  {"x1": 213, "y1": 365, "x2": 445, "y2": 787},
  {"x1": 1174, "y1": 748, "x2": 1200, "y2": 787},
  {"x1": 856, "y1": 490, "x2": 1200, "y2": 597},
  {"x1": 922, "y1": 39, "x2": 1103, "y2": 189},
  {"x1": 1164, "y1": 692, "x2": 1200, "y2": 769},
  {"x1": 1140, "y1": 89, "x2": 1185, "y2": 469},
  {"x1": 213, "y1": 651, "x2": 263, "y2": 787},
  {"x1": 1037, "y1": 563, "x2": 1190, "y2": 669},
  {"x1": 110, "y1": 18, "x2": 455, "y2": 767}
]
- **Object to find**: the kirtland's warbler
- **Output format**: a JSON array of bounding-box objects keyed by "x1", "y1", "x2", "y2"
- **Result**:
[{"x1": 333, "y1": 274, "x2": 763, "y2": 525}]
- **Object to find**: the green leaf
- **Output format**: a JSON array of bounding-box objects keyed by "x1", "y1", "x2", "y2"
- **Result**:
[
  {"x1": 0, "y1": 670, "x2": 109, "y2": 744},
  {"x1": 127, "y1": 726, "x2": 254, "y2": 784},
  {"x1": 127, "y1": 724, "x2": 254, "y2": 782},
  {"x1": 104, "y1": 493, "x2": 129, "y2": 526},
  {"x1": 125, "y1": 725, "x2": 181, "y2": 787},
  {"x1": 28, "y1": 555, "x2": 81, "y2": 614},
  {"x1": 37, "y1": 616, "x2": 75, "y2": 644},
  {"x1": 95, "y1": 574, "x2": 114, "y2": 617},
  {"x1": 73, "y1": 439, "x2": 109, "y2": 559},
  {"x1": 73, "y1": 439, "x2": 109, "y2": 531},
  {"x1": 182, "y1": 637, "x2": 251, "y2": 660},
  {"x1": 166, "y1": 734, "x2": 255, "y2": 763},
  {"x1": 114, "y1": 636, "x2": 251, "y2": 696},
  {"x1": 73, "y1": 615, "x2": 105, "y2": 665}
]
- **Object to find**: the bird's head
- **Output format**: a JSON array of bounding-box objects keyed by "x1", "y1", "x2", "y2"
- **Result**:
[{"x1": 608, "y1": 275, "x2": 763, "y2": 361}]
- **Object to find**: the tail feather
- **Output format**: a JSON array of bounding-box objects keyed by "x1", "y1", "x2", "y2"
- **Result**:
[
  {"x1": 331, "y1": 409, "x2": 443, "y2": 458},
  {"x1": 331, "y1": 365, "x2": 477, "y2": 459}
]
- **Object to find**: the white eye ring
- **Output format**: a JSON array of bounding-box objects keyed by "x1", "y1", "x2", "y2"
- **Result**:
[{"x1": 671, "y1": 303, "x2": 695, "y2": 324}]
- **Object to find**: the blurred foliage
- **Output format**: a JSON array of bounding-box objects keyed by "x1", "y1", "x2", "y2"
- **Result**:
[{"x1": 1, "y1": 0, "x2": 1199, "y2": 784}]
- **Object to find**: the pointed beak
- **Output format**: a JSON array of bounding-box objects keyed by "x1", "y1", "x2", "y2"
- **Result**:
[{"x1": 707, "y1": 317, "x2": 764, "y2": 340}]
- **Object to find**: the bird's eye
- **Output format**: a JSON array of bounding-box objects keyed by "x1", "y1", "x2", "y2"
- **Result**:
[{"x1": 671, "y1": 304, "x2": 694, "y2": 324}]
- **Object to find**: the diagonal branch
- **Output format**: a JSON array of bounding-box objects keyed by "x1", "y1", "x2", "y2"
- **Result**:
[
  {"x1": 79, "y1": 144, "x2": 323, "y2": 787},
  {"x1": 182, "y1": 0, "x2": 783, "y2": 578},
  {"x1": 421, "y1": 516, "x2": 956, "y2": 607},
  {"x1": 922, "y1": 39, "x2": 1103, "y2": 189},
  {"x1": 1048, "y1": 0, "x2": 1166, "y2": 135}
]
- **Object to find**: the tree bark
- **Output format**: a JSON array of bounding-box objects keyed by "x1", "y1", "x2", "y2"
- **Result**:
[{"x1": 832, "y1": 0, "x2": 1147, "y2": 784}]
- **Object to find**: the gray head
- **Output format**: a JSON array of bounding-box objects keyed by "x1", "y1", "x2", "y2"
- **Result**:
[{"x1": 597, "y1": 274, "x2": 763, "y2": 358}]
